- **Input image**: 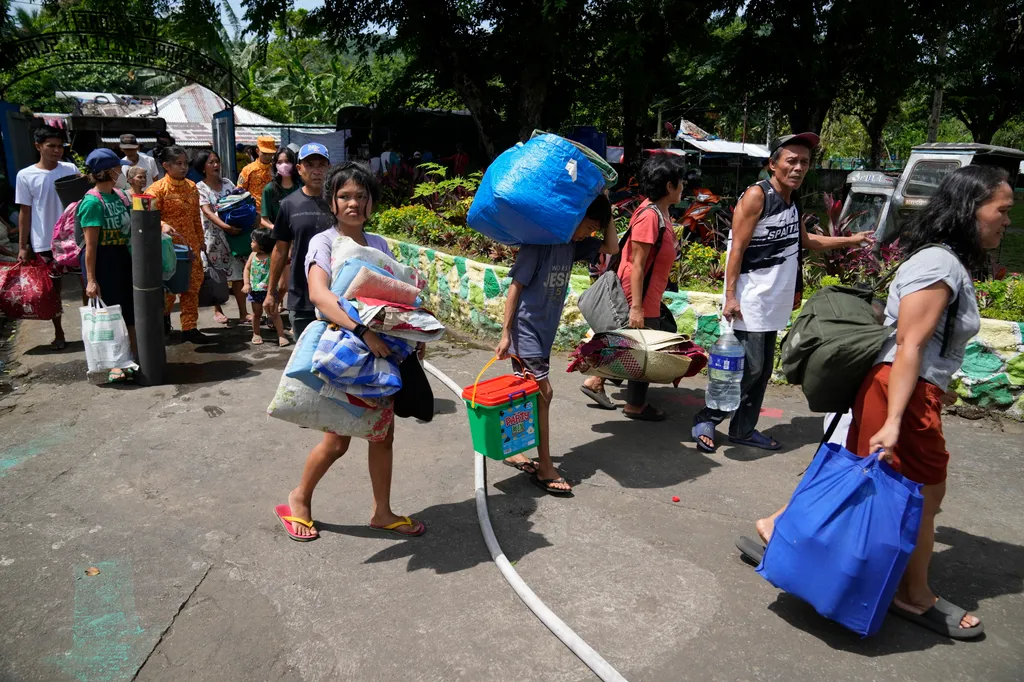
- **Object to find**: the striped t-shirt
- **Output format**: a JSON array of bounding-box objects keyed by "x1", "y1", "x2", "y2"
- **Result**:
[{"x1": 726, "y1": 180, "x2": 800, "y2": 332}]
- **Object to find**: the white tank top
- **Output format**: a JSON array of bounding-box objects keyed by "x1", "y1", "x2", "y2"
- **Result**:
[{"x1": 726, "y1": 180, "x2": 800, "y2": 332}]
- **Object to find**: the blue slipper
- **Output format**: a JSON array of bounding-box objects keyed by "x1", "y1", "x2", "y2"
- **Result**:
[
  {"x1": 691, "y1": 421, "x2": 716, "y2": 452},
  {"x1": 728, "y1": 430, "x2": 781, "y2": 451}
]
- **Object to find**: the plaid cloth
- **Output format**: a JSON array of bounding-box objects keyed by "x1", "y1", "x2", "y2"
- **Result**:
[{"x1": 311, "y1": 297, "x2": 415, "y2": 400}]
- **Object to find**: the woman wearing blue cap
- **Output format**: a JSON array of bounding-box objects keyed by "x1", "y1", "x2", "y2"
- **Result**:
[{"x1": 78, "y1": 148, "x2": 135, "y2": 381}]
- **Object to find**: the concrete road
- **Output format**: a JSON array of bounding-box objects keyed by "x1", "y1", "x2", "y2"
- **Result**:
[{"x1": 0, "y1": 285, "x2": 1022, "y2": 681}]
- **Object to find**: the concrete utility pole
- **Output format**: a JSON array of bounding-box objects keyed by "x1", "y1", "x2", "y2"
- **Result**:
[{"x1": 130, "y1": 198, "x2": 166, "y2": 386}]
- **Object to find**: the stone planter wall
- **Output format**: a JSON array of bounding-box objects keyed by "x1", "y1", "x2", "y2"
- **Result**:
[{"x1": 384, "y1": 237, "x2": 1024, "y2": 419}]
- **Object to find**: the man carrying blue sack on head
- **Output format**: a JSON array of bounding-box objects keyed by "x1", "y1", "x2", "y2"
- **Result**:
[{"x1": 495, "y1": 193, "x2": 618, "y2": 495}]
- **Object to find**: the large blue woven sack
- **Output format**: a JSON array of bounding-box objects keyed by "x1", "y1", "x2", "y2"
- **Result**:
[
  {"x1": 757, "y1": 441, "x2": 924, "y2": 636},
  {"x1": 468, "y1": 134, "x2": 605, "y2": 246}
]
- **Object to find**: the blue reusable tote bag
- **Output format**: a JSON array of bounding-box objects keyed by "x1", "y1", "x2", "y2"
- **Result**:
[
  {"x1": 756, "y1": 441, "x2": 924, "y2": 636},
  {"x1": 467, "y1": 134, "x2": 605, "y2": 246}
]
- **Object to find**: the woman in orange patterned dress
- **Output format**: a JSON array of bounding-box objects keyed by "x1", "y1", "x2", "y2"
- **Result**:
[{"x1": 149, "y1": 146, "x2": 210, "y2": 343}]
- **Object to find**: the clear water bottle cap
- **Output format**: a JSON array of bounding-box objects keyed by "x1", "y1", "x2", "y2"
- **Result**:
[{"x1": 719, "y1": 316, "x2": 734, "y2": 335}]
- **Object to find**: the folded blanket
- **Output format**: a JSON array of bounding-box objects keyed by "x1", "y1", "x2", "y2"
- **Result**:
[{"x1": 344, "y1": 267, "x2": 422, "y2": 306}]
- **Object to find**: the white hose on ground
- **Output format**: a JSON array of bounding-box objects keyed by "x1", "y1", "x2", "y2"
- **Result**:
[{"x1": 422, "y1": 360, "x2": 628, "y2": 682}]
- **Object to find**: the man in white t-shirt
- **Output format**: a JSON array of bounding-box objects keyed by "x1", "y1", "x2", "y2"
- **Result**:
[
  {"x1": 115, "y1": 133, "x2": 160, "y2": 191},
  {"x1": 378, "y1": 141, "x2": 393, "y2": 176},
  {"x1": 14, "y1": 124, "x2": 80, "y2": 350},
  {"x1": 691, "y1": 132, "x2": 868, "y2": 453}
]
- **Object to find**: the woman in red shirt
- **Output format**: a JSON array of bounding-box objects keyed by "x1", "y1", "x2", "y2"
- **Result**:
[{"x1": 581, "y1": 154, "x2": 683, "y2": 420}]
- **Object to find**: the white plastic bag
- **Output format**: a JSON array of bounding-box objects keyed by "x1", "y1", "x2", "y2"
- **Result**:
[{"x1": 80, "y1": 298, "x2": 136, "y2": 373}]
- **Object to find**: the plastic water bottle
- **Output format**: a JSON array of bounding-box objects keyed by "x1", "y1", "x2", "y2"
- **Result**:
[{"x1": 705, "y1": 320, "x2": 744, "y2": 412}]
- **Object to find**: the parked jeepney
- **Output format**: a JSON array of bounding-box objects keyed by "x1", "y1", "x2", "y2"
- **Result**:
[{"x1": 840, "y1": 143, "x2": 1024, "y2": 243}]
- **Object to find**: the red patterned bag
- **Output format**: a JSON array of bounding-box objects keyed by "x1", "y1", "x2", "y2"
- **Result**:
[{"x1": 0, "y1": 257, "x2": 61, "y2": 320}]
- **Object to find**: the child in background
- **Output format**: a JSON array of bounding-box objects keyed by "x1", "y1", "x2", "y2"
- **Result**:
[
  {"x1": 495, "y1": 194, "x2": 618, "y2": 495},
  {"x1": 243, "y1": 227, "x2": 289, "y2": 346}
]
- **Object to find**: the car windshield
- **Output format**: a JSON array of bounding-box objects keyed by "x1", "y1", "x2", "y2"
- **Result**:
[
  {"x1": 904, "y1": 160, "x2": 961, "y2": 197},
  {"x1": 844, "y1": 192, "x2": 889, "y2": 233}
]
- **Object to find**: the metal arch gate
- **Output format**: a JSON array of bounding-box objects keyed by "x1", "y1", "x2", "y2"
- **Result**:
[{"x1": 0, "y1": 9, "x2": 245, "y2": 179}]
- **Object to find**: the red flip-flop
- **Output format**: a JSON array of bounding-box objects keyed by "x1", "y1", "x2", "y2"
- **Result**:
[{"x1": 274, "y1": 504, "x2": 318, "y2": 542}]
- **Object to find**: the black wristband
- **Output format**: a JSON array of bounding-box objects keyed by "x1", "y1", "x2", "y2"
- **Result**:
[{"x1": 352, "y1": 323, "x2": 368, "y2": 339}]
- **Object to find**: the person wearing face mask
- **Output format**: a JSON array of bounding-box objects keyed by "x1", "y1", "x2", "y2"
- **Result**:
[
  {"x1": 194, "y1": 150, "x2": 248, "y2": 325},
  {"x1": 238, "y1": 136, "x2": 277, "y2": 214},
  {"x1": 265, "y1": 143, "x2": 334, "y2": 339},
  {"x1": 149, "y1": 145, "x2": 210, "y2": 343},
  {"x1": 260, "y1": 147, "x2": 302, "y2": 230},
  {"x1": 690, "y1": 133, "x2": 868, "y2": 453}
]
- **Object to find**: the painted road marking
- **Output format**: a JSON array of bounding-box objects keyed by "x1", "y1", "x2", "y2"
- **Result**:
[
  {"x1": 0, "y1": 430, "x2": 69, "y2": 477},
  {"x1": 48, "y1": 560, "x2": 147, "y2": 681}
]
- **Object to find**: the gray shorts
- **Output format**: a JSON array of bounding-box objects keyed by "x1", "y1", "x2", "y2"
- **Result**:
[{"x1": 511, "y1": 357, "x2": 550, "y2": 382}]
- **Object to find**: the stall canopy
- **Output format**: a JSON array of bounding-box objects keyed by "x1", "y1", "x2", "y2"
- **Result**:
[
  {"x1": 125, "y1": 84, "x2": 332, "y2": 147},
  {"x1": 675, "y1": 118, "x2": 769, "y2": 159}
]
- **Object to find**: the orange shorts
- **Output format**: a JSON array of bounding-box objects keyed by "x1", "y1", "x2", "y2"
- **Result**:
[{"x1": 846, "y1": 363, "x2": 949, "y2": 486}]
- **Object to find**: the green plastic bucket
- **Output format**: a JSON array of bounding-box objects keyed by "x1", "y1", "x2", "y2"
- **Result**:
[{"x1": 461, "y1": 357, "x2": 541, "y2": 461}]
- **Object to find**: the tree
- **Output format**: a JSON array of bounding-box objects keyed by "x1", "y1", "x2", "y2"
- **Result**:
[
  {"x1": 242, "y1": 0, "x2": 598, "y2": 158},
  {"x1": 727, "y1": 0, "x2": 867, "y2": 135},
  {"x1": 944, "y1": 0, "x2": 1024, "y2": 144},
  {"x1": 840, "y1": 1, "x2": 922, "y2": 167}
]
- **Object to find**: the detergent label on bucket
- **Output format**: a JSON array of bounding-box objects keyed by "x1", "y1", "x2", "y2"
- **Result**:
[{"x1": 499, "y1": 403, "x2": 537, "y2": 455}]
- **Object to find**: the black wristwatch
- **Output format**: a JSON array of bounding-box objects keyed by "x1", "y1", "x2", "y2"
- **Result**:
[{"x1": 352, "y1": 323, "x2": 368, "y2": 339}]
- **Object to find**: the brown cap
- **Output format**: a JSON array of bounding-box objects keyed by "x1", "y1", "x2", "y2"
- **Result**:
[{"x1": 119, "y1": 133, "x2": 139, "y2": 149}]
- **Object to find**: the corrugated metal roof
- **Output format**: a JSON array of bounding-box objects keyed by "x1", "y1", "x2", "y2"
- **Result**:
[
  {"x1": 127, "y1": 84, "x2": 278, "y2": 126},
  {"x1": 123, "y1": 84, "x2": 332, "y2": 147}
]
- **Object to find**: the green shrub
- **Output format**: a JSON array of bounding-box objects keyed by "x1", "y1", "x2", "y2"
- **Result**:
[{"x1": 976, "y1": 276, "x2": 1024, "y2": 321}]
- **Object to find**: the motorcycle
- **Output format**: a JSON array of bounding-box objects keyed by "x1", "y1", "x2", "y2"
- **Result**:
[{"x1": 677, "y1": 170, "x2": 731, "y2": 248}]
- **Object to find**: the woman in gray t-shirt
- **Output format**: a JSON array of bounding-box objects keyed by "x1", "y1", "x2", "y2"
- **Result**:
[{"x1": 756, "y1": 165, "x2": 1014, "y2": 640}]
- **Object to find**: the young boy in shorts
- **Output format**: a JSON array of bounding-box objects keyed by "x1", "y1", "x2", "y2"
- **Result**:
[{"x1": 495, "y1": 194, "x2": 617, "y2": 494}]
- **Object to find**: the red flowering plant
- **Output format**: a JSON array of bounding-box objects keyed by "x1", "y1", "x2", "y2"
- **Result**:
[{"x1": 804, "y1": 192, "x2": 901, "y2": 288}]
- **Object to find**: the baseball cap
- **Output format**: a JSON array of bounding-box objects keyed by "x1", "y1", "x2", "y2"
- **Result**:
[
  {"x1": 770, "y1": 132, "x2": 820, "y2": 154},
  {"x1": 297, "y1": 142, "x2": 330, "y2": 163},
  {"x1": 257, "y1": 136, "x2": 278, "y2": 154},
  {"x1": 119, "y1": 133, "x2": 139, "y2": 149},
  {"x1": 86, "y1": 148, "x2": 132, "y2": 173}
]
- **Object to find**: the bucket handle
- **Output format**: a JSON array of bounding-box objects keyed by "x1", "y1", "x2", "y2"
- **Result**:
[
  {"x1": 469, "y1": 355, "x2": 522, "y2": 409},
  {"x1": 507, "y1": 389, "x2": 526, "y2": 405}
]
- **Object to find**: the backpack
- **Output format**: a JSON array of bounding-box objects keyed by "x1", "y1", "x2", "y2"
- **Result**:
[
  {"x1": 578, "y1": 204, "x2": 669, "y2": 334},
  {"x1": 51, "y1": 188, "x2": 131, "y2": 269},
  {"x1": 780, "y1": 244, "x2": 960, "y2": 414}
]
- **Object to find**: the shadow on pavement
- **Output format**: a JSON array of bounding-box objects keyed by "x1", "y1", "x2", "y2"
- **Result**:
[
  {"x1": 720, "y1": 416, "x2": 827, "y2": 463},
  {"x1": 932, "y1": 526, "x2": 1024, "y2": 610},
  {"x1": 165, "y1": 360, "x2": 258, "y2": 385},
  {"x1": 316, "y1": 495, "x2": 550, "y2": 573},
  {"x1": 555, "y1": 419, "x2": 721, "y2": 489},
  {"x1": 431, "y1": 397, "x2": 458, "y2": 417},
  {"x1": 23, "y1": 340, "x2": 85, "y2": 356},
  {"x1": 766, "y1": 592, "x2": 954, "y2": 655},
  {"x1": 762, "y1": 524, "x2": 1024, "y2": 653}
]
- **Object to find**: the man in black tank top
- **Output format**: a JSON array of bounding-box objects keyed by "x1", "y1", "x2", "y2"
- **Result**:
[{"x1": 691, "y1": 133, "x2": 870, "y2": 453}]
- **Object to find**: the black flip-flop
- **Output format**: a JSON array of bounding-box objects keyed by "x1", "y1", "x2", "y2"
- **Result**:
[
  {"x1": 889, "y1": 598, "x2": 984, "y2": 640},
  {"x1": 503, "y1": 458, "x2": 538, "y2": 476},
  {"x1": 580, "y1": 386, "x2": 617, "y2": 410},
  {"x1": 623, "y1": 404, "x2": 666, "y2": 422},
  {"x1": 728, "y1": 430, "x2": 781, "y2": 451},
  {"x1": 735, "y1": 536, "x2": 765, "y2": 565},
  {"x1": 532, "y1": 475, "x2": 573, "y2": 496}
]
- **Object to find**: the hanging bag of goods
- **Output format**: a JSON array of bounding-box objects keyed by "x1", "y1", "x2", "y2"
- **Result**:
[{"x1": 467, "y1": 134, "x2": 609, "y2": 246}]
